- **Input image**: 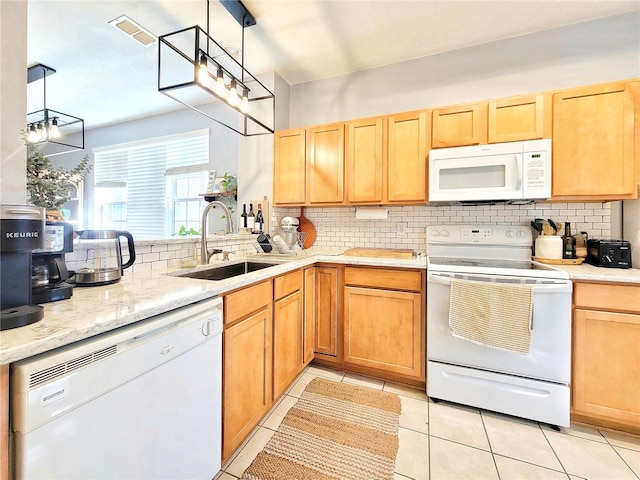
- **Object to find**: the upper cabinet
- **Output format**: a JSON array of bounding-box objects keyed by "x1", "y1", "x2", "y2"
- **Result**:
[
  {"x1": 552, "y1": 81, "x2": 639, "y2": 200},
  {"x1": 386, "y1": 111, "x2": 429, "y2": 203},
  {"x1": 345, "y1": 118, "x2": 383, "y2": 204},
  {"x1": 488, "y1": 94, "x2": 550, "y2": 143},
  {"x1": 306, "y1": 123, "x2": 345, "y2": 205},
  {"x1": 432, "y1": 102, "x2": 484, "y2": 148},
  {"x1": 274, "y1": 128, "x2": 306, "y2": 205}
]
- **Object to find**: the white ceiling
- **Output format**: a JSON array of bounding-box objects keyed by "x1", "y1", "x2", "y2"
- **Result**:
[{"x1": 26, "y1": 0, "x2": 640, "y2": 130}]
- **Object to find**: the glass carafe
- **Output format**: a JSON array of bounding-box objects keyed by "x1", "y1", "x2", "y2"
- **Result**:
[{"x1": 73, "y1": 230, "x2": 136, "y2": 286}]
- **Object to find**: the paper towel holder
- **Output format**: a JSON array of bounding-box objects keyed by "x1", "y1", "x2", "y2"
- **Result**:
[{"x1": 355, "y1": 206, "x2": 389, "y2": 220}]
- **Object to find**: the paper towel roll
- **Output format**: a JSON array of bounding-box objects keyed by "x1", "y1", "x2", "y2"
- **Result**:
[{"x1": 355, "y1": 207, "x2": 388, "y2": 220}]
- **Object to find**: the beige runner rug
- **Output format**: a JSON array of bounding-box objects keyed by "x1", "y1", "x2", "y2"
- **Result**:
[{"x1": 241, "y1": 377, "x2": 401, "y2": 480}]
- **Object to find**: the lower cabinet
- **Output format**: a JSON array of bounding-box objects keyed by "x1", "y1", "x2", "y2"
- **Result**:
[
  {"x1": 273, "y1": 270, "x2": 305, "y2": 399},
  {"x1": 572, "y1": 282, "x2": 640, "y2": 433},
  {"x1": 222, "y1": 281, "x2": 273, "y2": 461},
  {"x1": 343, "y1": 267, "x2": 425, "y2": 383}
]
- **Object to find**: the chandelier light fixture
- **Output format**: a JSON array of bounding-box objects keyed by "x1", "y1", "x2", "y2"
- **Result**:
[
  {"x1": 26, "y1": 64, "x2": 85, "y2": 156},
  {"x1": 158, "y1": 0, "x2": 275, "y2": 136}
]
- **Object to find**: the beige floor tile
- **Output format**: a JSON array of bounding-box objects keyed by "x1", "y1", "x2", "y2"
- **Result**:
[
  {"x1": 394, "y1": 474, "x2": 413, "y2": 480},
  {"x1": 261, "y1": 394, "x2": 298, "y2": 431},
  {"x1": 396, "y1": 427, "x2": 429, "y2": 480},
  {"x1": 342, "y1": 372, "x2": 385, "y2": 389},
  {"x1": 544, "y1": 429, "x2": 637, "y2": 479},
  {"x1": 541, "y1": 423, "x2": 607, "y2": 443},
  {"x1": 385, "y1": 382, "x2": 429, "y2": 401},
  {"x1": 286, "y1": 372, "x2": 324, "y2": 397},
  {"x1": 430, "y1": 436, "x2": 498, "y2": 480},
  {"x1": 282, "y1": 369, "x2": 308, "y2": 395},
  {"x1": 481, "y1": 408, "x2": 540, "y2": 428},
  {"x1": 258, "y1": 394, "x2": 284, "y2": 426},
  {"x1": 214, "y1": 472, "x2": 239, "y2": 480},
  {"x1": 494, "y1": 455, "x2": 569, "y2": 480},
  {"x1": 615, "y1": 447, "x2": 640, "y2": 477},
  {"x1": 225, "y1": 427, "x2": 275, "y2": 478},
  {"x1": 601, "y1": 429, "x2": 640, "y2": 451},
  {"x1": 399, "y1": 395, "x2": 429, "y2": 434},
  {"x1": 429, "y1": 401, "x2": 490, "y2": 451},
  {"x1": 306, "y1": 364, "x2": 345, "y2": 381},
  {"x1": 483, "y1": 414, "x2": 563, "y2": 471}
]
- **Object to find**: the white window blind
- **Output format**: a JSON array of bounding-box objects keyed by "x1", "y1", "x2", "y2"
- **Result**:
[{"x1": 93, "y1": 130, "x2": 209, "y2": 239}]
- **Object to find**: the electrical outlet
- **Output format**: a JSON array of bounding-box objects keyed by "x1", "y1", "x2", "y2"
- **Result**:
[{"x1": 397, "y1": 222, "x2": 407, "y2": 236}]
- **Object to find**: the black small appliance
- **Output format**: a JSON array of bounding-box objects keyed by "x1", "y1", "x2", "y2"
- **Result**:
[
  {"x1": 31, "y1": 222, "x2": 74, "y2": 303},
  {"x1": 586, "y1": 239, "x2": 632, "y2": 269},
  {"x1": 1, "y1": 205, "x2": 45, "y2": 331}
]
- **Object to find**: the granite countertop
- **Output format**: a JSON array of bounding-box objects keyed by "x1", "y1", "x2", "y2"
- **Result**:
[
  {"x1": 558, "y1": 262, "x2": 640, "y2": 284},
  {"x1": 0, "y1": 253, "x2": 426, "y2": 365}
]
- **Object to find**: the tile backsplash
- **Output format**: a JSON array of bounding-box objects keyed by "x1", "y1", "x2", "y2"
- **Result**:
[{"x1": 274, "y1": 202, "x2": 612, "y2": 254}]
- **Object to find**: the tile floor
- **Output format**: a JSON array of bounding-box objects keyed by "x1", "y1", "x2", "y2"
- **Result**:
[{"x1": 216, "y1": 365, "x2": 640, "y2": 480}]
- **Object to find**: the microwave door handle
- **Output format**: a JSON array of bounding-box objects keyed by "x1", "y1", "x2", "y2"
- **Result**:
[{"x1": 515, "y1": 153, "x2": 523, "y2": 190}]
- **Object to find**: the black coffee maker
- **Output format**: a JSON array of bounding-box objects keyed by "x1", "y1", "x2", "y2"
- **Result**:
[
  {"x1": 31, "y1": 221, "x2": 74, "y2": 303},
  {"x1": 0, "y1": 205, "x2": 45, "y2": 331}
]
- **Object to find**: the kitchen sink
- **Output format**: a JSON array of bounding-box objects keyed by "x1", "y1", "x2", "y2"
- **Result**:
[{"x1": 175, "y1": 261, "x2": 281, "y2": 281}]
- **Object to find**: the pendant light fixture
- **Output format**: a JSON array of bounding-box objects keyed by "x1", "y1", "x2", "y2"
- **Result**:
[
  {"x1": 26, "y1": 64, "x2": 85, "y2": 156},
  {"x1": 158, "y1": 0, "x2": 275, "y2": 136}
]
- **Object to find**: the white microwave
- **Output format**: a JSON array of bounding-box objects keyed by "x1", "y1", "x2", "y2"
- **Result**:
[{"x1": 428, "y1": 139, "x2": 551, "y2": 204}]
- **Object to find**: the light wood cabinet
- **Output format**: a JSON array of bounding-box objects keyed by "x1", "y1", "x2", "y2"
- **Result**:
[
  {"x1": 306, "y1": 123, "x2": 345, "y2": 205},
  {"x1": 313, "y1": 266, "x2": 339, "y2": 358},
  {"x1": 572, "y1": 282, "x2": 640, "y2": 433},
  {"x1": 386, "y1": 111, "x2": 429, "y2": 203},
  {"x1": 274, "y1": 128, "x2": 306, "y2": 205},
  {"x1": 488, "y1": 93, "x2": 550, "y2": 143},
  {"x1": 303, "y1": 267, "x2": 316, "y2": 364},
  {"x1": 273, "y1": 270, "x2": 304, "y2": 399},
  {"x1": 345, "y1": 117, "x2": 383, "y2": 203},
  {"x1": 343, "y1": 267, "x2": 424, "y2": 381},
  {"x1": 222, "y1": 281, "x2": 273, "y2": 461},
  {"x1": 552, "y1": 81, "x2": 639, "y2": 200},
  {"x1": 432, "y1": 102, "x2": 485, "y2": 148}
]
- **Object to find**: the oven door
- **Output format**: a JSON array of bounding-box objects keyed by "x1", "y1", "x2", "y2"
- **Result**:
[{"x1": 426, "y1": 271, "x2": 572, "y2": 384}]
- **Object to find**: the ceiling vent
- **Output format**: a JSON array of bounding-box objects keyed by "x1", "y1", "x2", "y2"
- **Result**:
[{"x1": 109, "y1": 15, "x2": 157, "y2": 47}]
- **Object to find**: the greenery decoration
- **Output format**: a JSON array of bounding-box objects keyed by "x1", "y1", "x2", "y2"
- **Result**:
[
  {"x1": 25, "y1": 139, "x2": 92, "y2": 210},
  {"x1": 176, "y1": 225, "x2": 201, "y2": 236}
]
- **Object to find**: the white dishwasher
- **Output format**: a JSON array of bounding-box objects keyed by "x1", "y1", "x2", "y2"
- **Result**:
[{"x1": 11, "y1": 296, "x2": 223, "y2": 480}]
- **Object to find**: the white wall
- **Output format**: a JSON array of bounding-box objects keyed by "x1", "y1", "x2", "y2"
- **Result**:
[
  {"x1": 0, "y1": 0, "x2": 28, "y2": 204},
  {"x1": 290, "y1": 11, "x2": 640, "y2": 127}
]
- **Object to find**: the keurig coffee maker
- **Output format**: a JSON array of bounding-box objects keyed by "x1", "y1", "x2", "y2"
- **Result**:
[
  {"x1": 32, "y1": 221, "x2": 74, "y2": 303},
  {"x1": 1, "y1": 205, "x2": 45, "y2": 331}
]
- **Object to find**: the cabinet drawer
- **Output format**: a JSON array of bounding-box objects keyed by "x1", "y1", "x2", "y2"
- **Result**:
[
  {"x1": 274, "y1": 269, "x2": 302, "y2": 300},
  {"x1": 574, "y1": 283, "x2": 640, "y2": 313},
  {"x1": 224, "y1": 280, "x2": 272, "y2": 325},
  {"x1": 344, "y1": 267, "x2": 422, "y2": 292}
]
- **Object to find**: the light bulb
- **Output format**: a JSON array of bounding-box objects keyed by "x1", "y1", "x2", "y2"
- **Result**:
[
  {"x1": 28, "y1": 124, "x2": 38, "y2": 142},
  {"x1": 214, "y1": 68, "x2": 226, "y2": 97},
  {"x1": 49, "y1": 118, "x2": 61, "y2": 139},
  {"x1": 240, "y1": 88, "x2": 249, "y2": 113},
  {"x1": 43, "y1": 121, "x2": 51, "y2": 140},
  {"x1": 228, "y1": 79, "x2": 239, "y2": 106},
  {"x1": 37, "y1": 123, "x2": 46, "y2": 141},
  {"x1": 197, "y1": 53, "x2": 208, "y2": 85}
]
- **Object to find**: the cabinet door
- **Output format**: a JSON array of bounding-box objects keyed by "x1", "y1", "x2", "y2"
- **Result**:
[
  {"x1": 488, "y1": 94, "x2": 548, "y2": 143},
  {"x1": 306, "y1": 123, "x2": 345, "y2": 205},
  {"x1": 344, "y1": 286, "x2": 423, "y2": 379},
  {"x1": 386, "y1": 111, "x2": 428, "y2": 203},
  {"x1": 274, "y1": 128, "x2": 306, "y2": 205},
  {"x1": 223, "y1": 307, "x2": 272, "y2": 460},
  {"x1": 303, "y1": 267, "x2": 316, "y2": 365},
  {"x1": 314, "y1": 267, "x2": 339, "y2": 357},
  {"x1": 273, "y1": 291, "x2": 304, "y2": 399},
  {"x1": 552, "y1": 82, "x2": 638, "y2": 199},
  {"x1": 573, "y1": 309, "x2": 640, "y2": 426},
  {"x1": 432, "y1": 103, "x2": 484, "y2": 147},
  {"x1": 346, "y1": 118, "x2": 383, "y2": 203}
]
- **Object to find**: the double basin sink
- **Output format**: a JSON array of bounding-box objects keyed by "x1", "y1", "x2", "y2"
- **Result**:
[{"x1": 175, "y1": 261, "x2": 281, "y2": 281}]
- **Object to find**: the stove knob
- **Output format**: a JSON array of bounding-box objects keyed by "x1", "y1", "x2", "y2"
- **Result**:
[
  {"x1": 505, "y1": 229, "x2": 514, "y2": 238},
  {"x1": 441, "y1": 229, "x2": 449, "y2": 237},
  {"x1": 515, "y1": 230, "x2": 525, "y2": 238}
]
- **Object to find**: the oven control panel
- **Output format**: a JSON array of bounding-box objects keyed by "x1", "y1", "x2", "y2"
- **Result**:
[{"x1": 427, "y1": 225, "x2": 532, "y2": 245}]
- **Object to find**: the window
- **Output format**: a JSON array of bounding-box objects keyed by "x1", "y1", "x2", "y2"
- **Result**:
[{"x1": 93, "y1": 130, "x2": 209, "y2": 239}]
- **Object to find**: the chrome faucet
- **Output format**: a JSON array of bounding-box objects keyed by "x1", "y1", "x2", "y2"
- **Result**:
[{"x1": 201, "y1": 201, "x2": 233, "y2": 264}]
